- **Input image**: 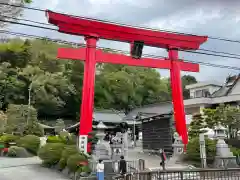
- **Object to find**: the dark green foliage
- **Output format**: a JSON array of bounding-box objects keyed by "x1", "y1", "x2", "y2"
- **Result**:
[
  {"x1": 17, "y1": 135, "x2": 40, "y2": 155},
  {"x1": 0, "y1": 134, "x2": 20, "y2": 144},
  {"x1": 188, "y1": 113, "x2": 206, "y2": 139},
  {"x1": 0, "y1": 38, "x2": 196, "y2": 120},
  {"x1": 185, "y1": 137, "x2": 217, "y2": 166},
  {"x1": 59, "y1": 145, "x2": 79, "y2": 170},
  {"x1": 7, "y1": 146, "x2": 32, "y2": 157},
  {"x1": 38, "y1": 143, "x2": 65, "y2": 166},
  {"x1": 66, "y1": 153, "x2": 88, "y2": 172}
]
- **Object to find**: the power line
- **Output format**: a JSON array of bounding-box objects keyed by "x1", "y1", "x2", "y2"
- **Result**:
[
  {"x1": 0, "y1": 15, "x2": 54, "y2": 27},
  {"x1": 3, "y1": 17, "x2": 240, "y2": 62},
  {"x1": 0, "y1": 18, "x2": 57, "y2": 31},
  {"x1": 2, "y1": 2, "x2": 240, "y2": 44},
  {"x1": 3, "y1": 15, "x2": 240, "y2": 60},
  {"x1": 4, "y1": 14, "x2": 240, "y2": 59},
  {"x1": 1, "y1": 30, "x2": 240, "y2": 71}
]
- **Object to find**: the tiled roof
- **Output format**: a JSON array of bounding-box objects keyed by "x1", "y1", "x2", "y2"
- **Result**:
[
  {"x1": 211, "y1": 74, "x2": 240, "y2": 97},
  {"x1": 124, "y1": 101, "x2": 172, "y2": 121},
  {"x1": 93, "y1": 110, "x2": 125, "y2": 123}
]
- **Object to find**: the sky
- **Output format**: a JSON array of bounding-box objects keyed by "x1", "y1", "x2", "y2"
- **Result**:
[{"x1": 4, "y1": 0, "x2": 240, "y2": 82}]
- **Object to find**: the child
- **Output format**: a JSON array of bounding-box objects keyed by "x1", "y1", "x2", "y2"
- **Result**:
[{"x1": 96, "y1": 159, "x2": 104, "y2": 180}]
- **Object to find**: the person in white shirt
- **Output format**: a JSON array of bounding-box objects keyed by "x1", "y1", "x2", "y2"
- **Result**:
[{"x1": 96, "y1": 159, "x2": 104, "y2": 180}]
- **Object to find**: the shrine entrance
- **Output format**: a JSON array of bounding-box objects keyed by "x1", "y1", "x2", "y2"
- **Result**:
[{"x1": 46, "y1": 10, "x2": 208, "y2": 153}]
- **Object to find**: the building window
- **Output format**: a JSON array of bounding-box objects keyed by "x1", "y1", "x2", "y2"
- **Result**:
[
  {"x1": 194, "y1": 89, "x2": 210, "y2": 98},
  {"x1": 195, "y1": 90, "x2": 203, "y2": 98}
]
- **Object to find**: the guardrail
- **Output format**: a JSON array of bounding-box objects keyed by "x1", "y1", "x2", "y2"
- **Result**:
[{"x1": 114, "y1": 168, "x2": 240, "y2": 180}]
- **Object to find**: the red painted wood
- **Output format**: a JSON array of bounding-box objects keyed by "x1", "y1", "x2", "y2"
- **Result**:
[
  {"x1": 45, "y1": 10, "x2": 208, "y2": 146},
  {"x1": 46, "y1": 10, "x2": 208, "y2": 50},
  {"x1": 169, "y1": 49, "x2": 188, "y2": 145},
  {"x1": 57, "y1": 48, "x2": 199, "y2": 72},
  {"x1": 79, "y1": 37, "x2": 98, "y2": 137}
]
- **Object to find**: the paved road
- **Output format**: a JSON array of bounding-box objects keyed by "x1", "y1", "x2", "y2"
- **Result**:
[
  {"x1": 0, "y1": 165, "x2": 69, "y2": 180},
  {"x1": 0, "y1": 157, "x2": 70, "y2": 180}
]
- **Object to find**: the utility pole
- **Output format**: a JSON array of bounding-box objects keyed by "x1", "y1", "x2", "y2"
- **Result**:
[{"x1": 27, "y1": 82, "x2": 33, "y2": 125}]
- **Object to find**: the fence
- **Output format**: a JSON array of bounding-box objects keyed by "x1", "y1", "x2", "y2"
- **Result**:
[
  {"x1": 114, "y1": 168, "x2": 240, "y2": 180},
  {"x1": 89, "y1": 159, "x2": 145, "y2": 174}
]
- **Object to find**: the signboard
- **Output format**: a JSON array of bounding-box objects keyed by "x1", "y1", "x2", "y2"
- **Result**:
[{"x1": 79, "y1": 135, "x2": 88, "y2": 154}]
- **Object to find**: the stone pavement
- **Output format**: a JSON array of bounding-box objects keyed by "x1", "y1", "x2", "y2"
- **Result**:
[
  {"x1": 0, "y1": 165, "x2": 69, "y2": 180},
  {"x1": 126, "y1": 147, "x2": 190, "y2": 170},
  {"x1": 0, "y1": 157, "x2": 41, "y2": 168},
  {"x1": 0, "y1": 157, "x2": 69, "y2": 180}
]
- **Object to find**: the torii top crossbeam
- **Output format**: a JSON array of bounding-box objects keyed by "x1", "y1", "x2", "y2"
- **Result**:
[
  {"x1": 46, "y1": 10, "x2": 207, "y2": 50},
  {"x1": 46, "y1": 10, "x2": 208, "y2": 153}
]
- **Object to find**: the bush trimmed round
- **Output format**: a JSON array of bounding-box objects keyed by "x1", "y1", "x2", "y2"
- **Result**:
[
  {"x1": 7, "y1": 146, "x2": 32, "y2": 158},
  {"x1": 38, "y1": 143, "x2": 65, "y2": 166},
  {"x1": 46, "y1": 136, "x2": 63, "y2": 143},
  {"x1": 66, "y1": 153, "x2": 88, "y2": 172},
  {"x1": 59, "y1": 145, "x2": 79, "y2": 170},
  {"x1": 0, "y1": 134, "x2": 20, "y2": 144},
  {"x1": 17, "y1": 135, "x2": 40, "y2": 155}
]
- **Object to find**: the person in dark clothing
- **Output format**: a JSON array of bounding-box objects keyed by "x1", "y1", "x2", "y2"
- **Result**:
[
  {"x1": 119, "y1": 155, "x2": 127, "y2": 175},
  {"x1": 159, "y1": 149, "x2": 166, "y2": 171}
]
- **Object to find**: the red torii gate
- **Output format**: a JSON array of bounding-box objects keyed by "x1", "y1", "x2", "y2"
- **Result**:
[{"x1": 46, "y1": 10, "x2": 207, "y2": 153}]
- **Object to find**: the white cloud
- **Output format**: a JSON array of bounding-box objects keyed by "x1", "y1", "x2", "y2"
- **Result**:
[{"x1": 5, "y1": 0, "x2": 240, "y2": 82}]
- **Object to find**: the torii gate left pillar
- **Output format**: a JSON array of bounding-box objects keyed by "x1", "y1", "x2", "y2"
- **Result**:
[{"x1": 46, "y1": 10, "x2": 208, "y2": 153}]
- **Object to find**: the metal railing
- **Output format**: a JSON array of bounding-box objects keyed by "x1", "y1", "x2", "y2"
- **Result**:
[
  {"x1": 114, "y1": 168, "x2": 240, "y2": 180},
  {"x1": 89, "y1": 159, "x2": 145, "y2": 175}
]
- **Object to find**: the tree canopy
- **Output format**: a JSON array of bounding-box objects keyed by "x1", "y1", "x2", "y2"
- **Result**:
[{"x1": 0, "y1": 38, "x2": 197, "y2": 121}]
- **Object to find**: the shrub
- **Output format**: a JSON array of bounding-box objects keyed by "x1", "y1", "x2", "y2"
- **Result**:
[
  {"x1": 185, "y1": 137, "x2": 217, "y2": 165},
  {"x1": 38, "y1": 143, "x2": 65, "y2": 166},
  {"x1": 66, "y1": 153, "x2": 88, "y2": 172},
  {"x1": 24, "y1": 122, "x2": 44, "y2": 137},
  {"x1": 47, "y1": 136, "x2": 63, "y2": 143},
  {"x1": 230, "y1": 146, "x2": 240, "y2": 156},
  {"x1": 47, "y1": 134, "x2": 76, "y2": 145},
  {"x1": 17, "y1": 135, "x2": 40, "y2": 155},
  {"x1": 59, "y1": 145, "x2": 79, "y2": 170},
  {"x1": 0, "y1": 134, "x2": 20, "y2": 144},
  {"x1": 59, "y1": 131, "x2": 75, "y2": 145},
  {"x1": 7, "y1": 146, "x2": 32, "y2": 158}
]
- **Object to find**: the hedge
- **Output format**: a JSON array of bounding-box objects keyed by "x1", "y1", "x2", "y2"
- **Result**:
[
  {"x1": 17, "y1": 135, "x2": 40, "y2": 155},
  {"x1": 66, "y1": 153, "x2": 89, "y2": 173},
  {"x1": 59, "y1": 145, "x2": 79, "y2": 170},
  {"x1": 0, "y1": 134, "x2": 20, "y2": 144},
  {"x1": 38, "y1": 143, "x2": 65, "y2": 166},
  {"x1": 7, "y1": 146, "x2": 32, "y2": 158}
]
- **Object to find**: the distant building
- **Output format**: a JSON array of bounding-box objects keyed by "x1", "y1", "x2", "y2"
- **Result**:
[
  {"x1": 184, "y1": 74, "x2": 240, "y2": 121},
  {"x1": 66, "y1": 110, "x2": 125, "y2": 134}
]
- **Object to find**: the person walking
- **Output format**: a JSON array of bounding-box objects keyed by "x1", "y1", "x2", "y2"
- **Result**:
[
  {"x1": 96, "y1": 159, "x2": 104, "y2": 180},
  {"x1": 119, "y1": 155, "x2": 127, "y2": 175},
  {"x1": 159, "y1": 148, "x2": 166, "y2": 171}
]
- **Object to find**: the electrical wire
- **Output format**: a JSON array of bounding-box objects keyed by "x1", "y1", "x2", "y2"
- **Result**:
[
  {"x1": 2, "y1": 17, "x2": 240, "y2": 62},
  {"x1": 1, "y1": 30, "x2": 240, "y2": 71},
  {"x1": 2, "y1": 2, "x2": 240, "y2": 44}
]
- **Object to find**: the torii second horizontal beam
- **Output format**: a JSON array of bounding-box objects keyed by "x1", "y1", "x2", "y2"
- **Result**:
[{"x1": 57, "y1": 48, "x2": 199, "y2": 72}]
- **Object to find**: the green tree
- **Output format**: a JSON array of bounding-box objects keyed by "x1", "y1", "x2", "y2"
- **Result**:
[
  {"x1": 203, "y1": 104, "x2": 240, "y2": 138},
  {"x1": 95, "y1": 64, "x2": 170, "y2": 113},
  {"x1": 188, "y1": 113, "x2": 206, "y2": 139},
  {"x1": 0, "y1": 111, "x2": 7, "y2": 134},
  {"x1": 181, "y1": 75, "x2": 197, "y2": 99},
  {"x1": 55, "y1": 119, "x2": 65, "y2": 134}
]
